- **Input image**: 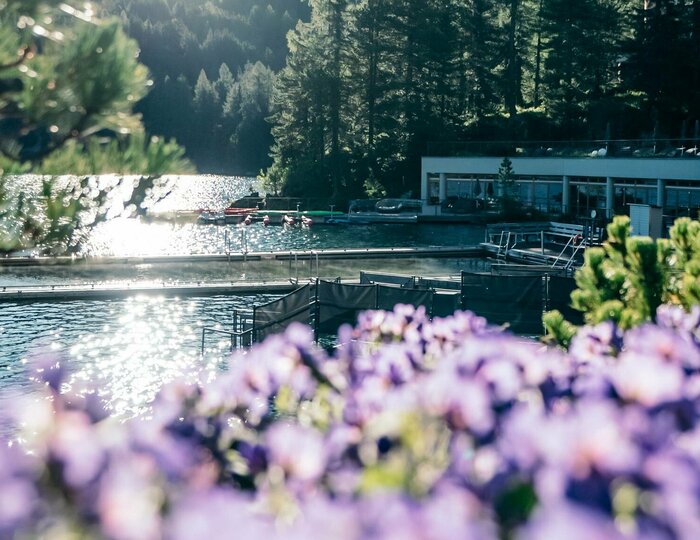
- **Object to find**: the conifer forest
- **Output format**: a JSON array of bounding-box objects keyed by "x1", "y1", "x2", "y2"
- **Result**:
[{"x1": 107, "y1": 1, "x2": 700, "y2": 199}]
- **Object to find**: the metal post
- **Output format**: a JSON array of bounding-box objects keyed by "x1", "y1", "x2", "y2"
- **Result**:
[
  {"x1": 562, "y1": 176, "x2": 570, "y2": 214},
  {"x1": 606, "y1": 177, "x2": 614, "y2": 219},
  {"x1": 313, "y1": 279, "x2": 320, "y2": 342},
  {"x1": 439, "y1": 173, "x2": 447, "y2": 204},
  {"x1": 657, "y1": 178, "x2": 666, "y2": 210},
  {"x1": 201, "y1": 328, "x2": 206, "y2": 355},
  {"x1": 541, "y1": 230, "x2": 544, "y2": 254}
]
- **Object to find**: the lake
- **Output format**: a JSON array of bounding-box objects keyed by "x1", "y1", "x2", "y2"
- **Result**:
[{"x1": 0, "y1": 175, "x2": 489, "y2": 430}]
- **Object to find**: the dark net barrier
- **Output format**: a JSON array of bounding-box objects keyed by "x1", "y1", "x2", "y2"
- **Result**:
[
  {"x1": 547, "y1": 276, "x2": 583, "y2": 325},
  {"x1": 253, "y1": 284, "x2": 315, "y2": 342},
  {"x1": 316, "y1": 281, "x2": 378, "y2": 334},
  {"x1": 359, "y1": 271, "x2": 416, "y2": 288},
  {"x1": 432, "y1": 293, "x2": 462, "y2": 318},
  {"x1": 461, "y1": 273, "x2": 544, "y2": 335},
  {"x1": 248, "y1": 274, "x2": 580, "y2": 343},
  {"x1": 377, "y1": 286, "x2": 432, "y2": 312},
  {"x1": 316, "y1": 281, "x2": 435, "y2": 334}
]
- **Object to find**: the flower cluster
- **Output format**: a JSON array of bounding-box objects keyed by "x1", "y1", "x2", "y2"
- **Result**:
[{"x1": 4, "y1": 304, "x2": 700, "y2": 539}]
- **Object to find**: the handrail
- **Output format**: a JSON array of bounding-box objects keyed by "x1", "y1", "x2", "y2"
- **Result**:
[
  {"x1": 550, "y1": 235, "x2": 576, "y2": 268},
  {"x1": 564, "y1": 240, "x2": 588, "y2": 272},
  {"x1": 201, "y1": 325, "x2": 254, "y2": 354}
]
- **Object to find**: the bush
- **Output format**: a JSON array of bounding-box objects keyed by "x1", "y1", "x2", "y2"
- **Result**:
[
  {"x1": 4, "y1": 304, "x2": 700, "y2": 539},
  {"x1": 545, "y1": 215, "x2": 700, "y2": 346}
]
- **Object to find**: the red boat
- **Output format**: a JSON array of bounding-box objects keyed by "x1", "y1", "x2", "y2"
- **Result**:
[{"x1": 224, "y1": 207, "x2": 257, "y2": 216}]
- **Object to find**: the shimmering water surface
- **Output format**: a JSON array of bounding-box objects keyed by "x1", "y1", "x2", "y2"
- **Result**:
[
  {"x1": 0, "y1": 295, "x2": 276, "y2": 419},
  {"x1": 1, "y1": 175, "x2": 488, "y2": 420},
  {"x1": 8, "y1": 175, "x2": 483, "y2": 256},
  {"x1": 87, "y1": 214, "x2": 483, "y2": 256}
]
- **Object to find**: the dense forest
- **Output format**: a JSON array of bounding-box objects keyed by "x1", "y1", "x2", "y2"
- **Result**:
[
  {"x1": 105, "y1": 0, "x2": 700, "y2": 201},
  {"x1": 102, "y1": 0, "x2": 310, "y2": 174}
]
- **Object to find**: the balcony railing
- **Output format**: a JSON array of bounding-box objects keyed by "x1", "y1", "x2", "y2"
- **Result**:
[{"x1": 426, "y1": 139, "x2": 700, "y2": 159}]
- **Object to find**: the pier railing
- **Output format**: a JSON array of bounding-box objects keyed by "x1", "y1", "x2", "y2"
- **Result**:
[{"x1": 427, "y1": 138, "x2": 700, "y2": 159}]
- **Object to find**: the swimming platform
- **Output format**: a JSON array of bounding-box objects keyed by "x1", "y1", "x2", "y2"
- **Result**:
[
  {"x1": 0, "y1": 223, "x2": 593, "y2": 303},
  {"x1": 0, "y1": 246, "x2": 484, "y2": 267}
]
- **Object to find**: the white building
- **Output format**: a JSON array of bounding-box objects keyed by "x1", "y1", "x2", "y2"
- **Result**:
[{"x1": 421, "y1": 156, "x2": 700, "y2": 219}]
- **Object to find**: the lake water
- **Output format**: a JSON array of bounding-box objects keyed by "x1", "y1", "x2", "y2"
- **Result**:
[
  {"x1": 0, "y1": 175, "x2": 488, "y2": 430},
  {"x1": 6, "y1": 175, "x2": 483, "y2": 257}
]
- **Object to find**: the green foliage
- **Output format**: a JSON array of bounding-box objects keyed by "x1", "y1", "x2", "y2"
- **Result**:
[
  {"x1": 37, "y1": 134, "x2": 194, "y2": 177},
  {"x1": 545, "y1": 215, "x2": 700, "y2": 346},
  {"x1": 496, "y1": 156, "x2": 518, "y2": 212},
  {"x1": 0, "y1": 1, "x2": 192, "y2": 255},
  {"x1": 265, "y1": 0, "x2": 699, "y2": 197},
  {"x1": 0, "y1": 174, "x2": 176, "y2": 254},
  {"x1": 542, "y1": 310, "x2": 577, "y2": 349},
  {"x1": 223, "y1": 62, "x2": 276, "y2": 175},
  {"x1": 0, "y1": 6, "x2": 148, "y2": 162},
  {"x1": 540, "y1": 0, "x2": 621, "y2": 135}
]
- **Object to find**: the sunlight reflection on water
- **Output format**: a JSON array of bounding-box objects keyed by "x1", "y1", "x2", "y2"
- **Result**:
[
  {"x1": 0, "y1": 294, "x2": 276, "y2": 421},
  {"x1": 6, "y1": 175, "x2": 485, "y2": 256},
  {"x1": 0, "y1": 175, "x2": 488, "y2": 430}
]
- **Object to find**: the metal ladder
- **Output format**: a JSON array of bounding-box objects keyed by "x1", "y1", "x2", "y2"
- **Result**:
[{"x1": 496, "y1": 231, "x2": 512, "y2": 260}]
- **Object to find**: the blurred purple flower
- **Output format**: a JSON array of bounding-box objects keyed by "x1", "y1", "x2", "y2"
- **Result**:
[
  {"x1": 6, "y1": 305, "x2": 700, "y2": 539},
  {"x1": 421, "y1": 372, "x2": 494, "y2": 434},
  {"x1": 129, "y1": 418, "x2": 208, "y2": 483},
  {"x1": 611, "y1": 351, "x2": 685, "y2": 407},
  {"x1": 28, "y1": 349, "x2": 67, "y2": 392},
  {"x1": 656, "y1": 304, "x2": 700, "y2": 336},
  {"x1": 0, "y1": 445, "x2": 36, "y2": 537},
  {"x1": 518, "y1": 502, "x2": 626, "y2": 540},
  {"x1": 623, "y1": 324, "x2": 700, "y2": 369},
  {"x1": 266, "y1": 422, "x2": 327, "y2": 484},
  {"x1": 569, "y1": 321, "x2": 621, "y2": 367},
  {"x1": 284, "y1": 495, "x2": 361, "y2": 540},
  {"x1": 49, "y1": 410, "x2": 107, "y2": 488},
  {"x1": 97, "y1": 453, "x2": 162, "y2": 540},
  {"x1": 165, "y1": 488, "x2": 268, "y2": 540}
]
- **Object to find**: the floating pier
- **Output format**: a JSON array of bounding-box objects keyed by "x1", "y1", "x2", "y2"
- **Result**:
[
  {"x1": 479, "y1": 222, "x2": 603, "y2": 272},
  {"x1": 0, "y1": 246, "x2": 486, "y2": 268},
  {"x1": 0, "y1": 280, "x2": 301, "y2": 302}
]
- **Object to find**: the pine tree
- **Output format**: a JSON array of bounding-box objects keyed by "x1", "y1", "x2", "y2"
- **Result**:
[
  {"x1": 224, "y1": 62, "x2": 276, "y2": 174},
  {"x1": 0, "y1": 4, "x2": 148, "y2": 163},
  {"x1": 623, "y1": 0, "x2": 693, "y2": 134},
  {"x1": 267, "y1": 0, "x2": 355, "y2": 199},
  {"x1": 495, "y1": 0, "x2": 540, "y2": 120},
  {"x1": 0, "y1": 1, "x2": 191, "y2": 254},
  {"x1": 540, "y1": 0, "x2": 621, "y2": 136},
  {"x1": 457, "y1": 0, "x2": 500, "y2": 123},
  {"x1": 543, "y1": 215, "x2": 700, "y2": 346}
]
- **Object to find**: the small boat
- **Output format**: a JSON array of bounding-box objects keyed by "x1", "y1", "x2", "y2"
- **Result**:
[
  {"x1": 197, "y1": 211, "x2": 226, "y2": 225},
  {"x1": 224, "y1": 207, "x2": 258, "y2": 216},
  {"x1": 325, "y1": 216, "x2": 350, "y2": 225}
]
